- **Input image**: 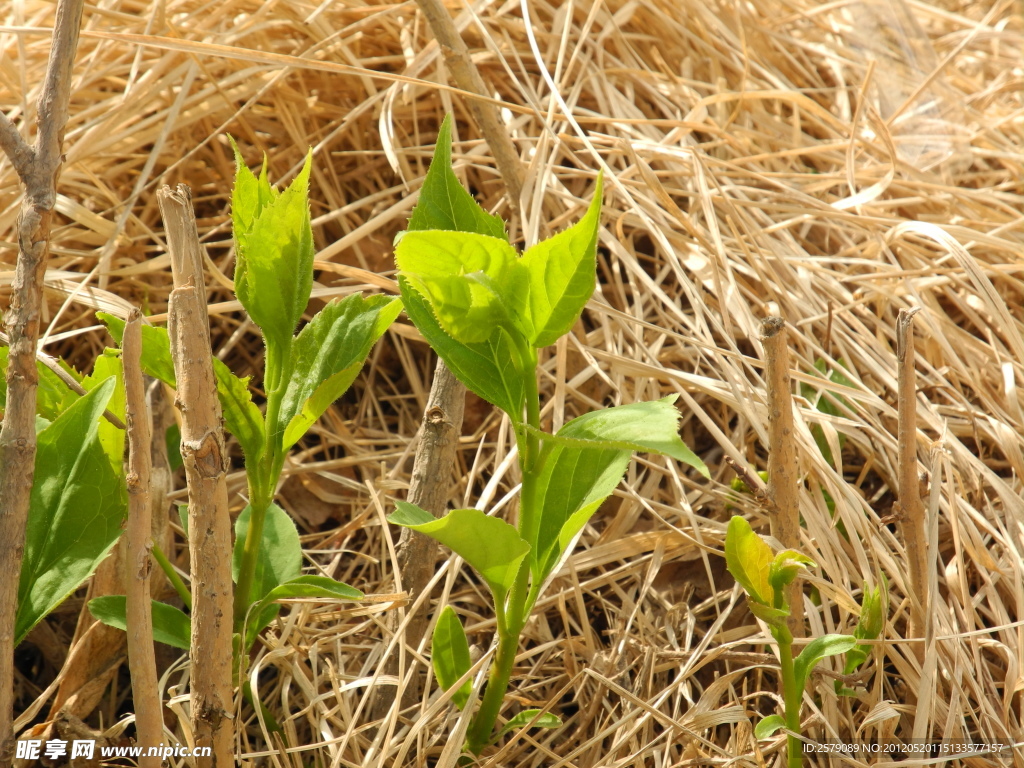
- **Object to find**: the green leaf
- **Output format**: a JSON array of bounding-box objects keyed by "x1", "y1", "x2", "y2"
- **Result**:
[
  {"x1": 854, "y1": 576, "x2": 887, "y2": 642},
  {"x1": 754, "y1": 714, "x2": 786, "y2": 739},
  {"x1": 229, "y1": 138, "x2": 278, "y2": 260},
  {"x1": 389, "y1": 502, "x2": 530, "y2": 603},
  {"x1": 166, "y1": 424, "x2": 183, "y2": 471},
  {"x1": 399, "y1": 277, "x2": 524, "y2": 419},
  {"x1": 232, "y1": 503, "x2": 302, "y2": 637},
  {"x1": 15, "y1": 379, "x2": 128, "y2": 645},
  {"x1": 748, "y1": 601, "x2": 791, "y2": 625},
  {"x1": 87, "y1": 596, "x2": 191, "y2": 651},
  {"x1": 98, "y1": 313, "x2": 177, "y2": 387},
  {"x1": 521, "y1": 172, "x2": 602, "y2": 347},
  {"x1": 552, "y1": 396, "x2": 709, "y2": 477},
  {"x1": 260, "y1": 575, "x2": 363, "y2": 603},
  {"x1": 768, "y1": 549, "x2": 816, "y2": 594},
  {"x1": 212, "y1": 358, "x2": 265, "y2": 461},
  {"x1": 431, "y1": 605, "x2": 473, "y2": 710},
  {"x1": 102, "y1": 310, "x2": 267, "y2": 461},
  {"x1": 279, "y1": 294, "x2": 402, "y2": 450},
  {"x1": 396, "y1": 231, "x2": 531, "y2": 345},
  {"x1": 246, "y1": 575, "x2": 362, "y2": 649},
  {"x1": 724, "y1": 515, "x2": 774, "y2": 606},
  {"x1": 844, "y1": 576, "x2": 888, "y2": 676},
  {"x1": 81, "y1": 350, "x2": 126, "y2": 474},
  {"x1": 232, "y1": 146, "x2": 315, "y2": 349},
  {"x1": 527, "y1": 442, "x2": 631, "y2": 581},
  {"x1": 801, "y1": 358, "x2": 854, "y2": 467},
  {"x1": 0, "y1": 347, "x2": 80, "y2": 421},
  {"x1": 495, "y1": 709, "x2": 562, "y2": 740},
  {"x1": 793, "y1": 634, "x2": 858, "y2": 695},
  {"x1": 407, "y1": 114, "x2": 506, "y2": 239}
]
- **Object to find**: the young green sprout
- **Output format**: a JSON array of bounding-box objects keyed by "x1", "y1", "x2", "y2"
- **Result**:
[
  {"x1": 724, "y1": 515, "x2": 857, "y2": 768},
  {"x1": 91, "y1": 145, "x2": 398, "y2": 663},
  {"x1": 389, "y1": 115, "x2": 709, "y2": 756}
]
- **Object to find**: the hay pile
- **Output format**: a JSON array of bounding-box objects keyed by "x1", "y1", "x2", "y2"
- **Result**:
[{"x1": 2, "y1": 0, "x2": 1022, "y2": 765}]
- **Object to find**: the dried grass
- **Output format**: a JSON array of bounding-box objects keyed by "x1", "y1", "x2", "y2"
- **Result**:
[{"x1": 2, "y1": 0, "x2": 1022, "y2": 766}]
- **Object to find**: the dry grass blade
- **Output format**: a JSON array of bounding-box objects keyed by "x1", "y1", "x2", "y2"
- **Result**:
[{"x1": 2, "y1": 0, "x2": 1021, "y2": 765}]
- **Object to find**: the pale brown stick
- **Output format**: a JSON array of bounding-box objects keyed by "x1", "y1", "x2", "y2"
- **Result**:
[
  {"x1": 123, "y1": 310, "x2": 163, "y2": 766},
  {"x1": 414, "y1": 0, "x2": 524, "y2": 208},
  {"x1": 896, "y1": 307, "x2": 927, "y2": 662},
  {"x1": 759, "y1": 316, "x2": 804, "y2": 637},
  {"x1": 374, "y1": 0, "x2": 526, "y2": 720},
  {"x1": 372, "y1": 359, "x2": 466, "y2": 718},
  {"x1": 0, "y1": 0, "x2": 86, "y2": 758},
  {"x1": 162, "y1": 185, "x2": 234, "y2": 766}
]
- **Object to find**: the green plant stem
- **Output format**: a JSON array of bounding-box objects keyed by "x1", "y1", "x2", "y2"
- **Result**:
[
  {"x1": 463, "y1": 344, "x2": 542, "y2": 752},
  {"x1": 151, "y1": 543, "x2": 192, "y2": 610},
  {"x1": 465, "y1": 630, "x2": 520, "y2": 755},
  {"x1": 779, "y1": 636, "x2": 802, "y2": 768},
  {"x1": 233, "y1": 337, "x2": 291, "y2": 627}
]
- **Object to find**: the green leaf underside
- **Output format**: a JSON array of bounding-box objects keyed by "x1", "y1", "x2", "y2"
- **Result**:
[
  {"x1": 247, "y1": 575, "x2": 363, "y2": 649},
  {"x1": 212, "y1": 358, "x2": 265, "y2": 461},
  {"x1": 398, "y1": 278, "x2": 524, "y2": 418},
  {"x1": 279, "y1": 294, "x2": 402, "y2": 450},
  {"x1": 88, "y1": 596, "x2": 191, "y2": 650},
  {"x1": 793, "y1": 634, "x2": 857, "y2": 694},
  {"x1": 15, "y1": 379, "x2": 128, "y2": 645},
  {"x1": 754, "y1": 714, "x2": 787, "y2": 739},
  {"x1": 98, "y1": 313, "x2": 177, "y2": 387},
  {"x1": 724, "y1": 516, "x2": 774, "y2": 606},
  {"x1": 431, "y1": 605, "x2": 473, "y2": 710},
  {"x1": 259, "y1": 575, "x2": 363, "y2": 603},
  {"x1": 232, "y1": 146, "x2": 315, "y2": 349},
  {"x1": 397, "y1": 231, "x2": 530, "y2": 345},
  {"x1": 554, "y1": 396, "x2": 709, "y2": 476},
  {"x1": 232, "y1": 503, "x2": 302, "y2": 638},
  {"x1": 521, "y1": 172, "x2": 603, "y2": 347},
  {"x1": 407, "y1": 114, "x2": 506, "y2": 239},
  {"x1": 528, "y1": 443, "x2": 630, "y2": 580},
  {"x1": 389, "y1": 502, "x2": 530, "y2": 602},
  {"x1": 495, "y1": 710, "x2": 562, "y2": 740}
]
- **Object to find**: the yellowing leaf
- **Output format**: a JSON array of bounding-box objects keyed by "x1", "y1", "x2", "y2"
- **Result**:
[{"x1": 724, "y1": 515, "x2": 774, "y2": 606}]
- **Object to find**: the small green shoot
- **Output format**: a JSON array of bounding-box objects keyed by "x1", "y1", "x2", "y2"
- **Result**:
[
  {"x1": 836, "y1": 576, "x2": 887, "y2": 695},
  {"x1": 725, "y1": 515, "x2": 857, "y2": 768},
  {"x1": 389, "y1": 115, "x2": 708, "y2": 755},
  {"x1": 90, "y1": 144, "x2": 400, "y2": 658}
]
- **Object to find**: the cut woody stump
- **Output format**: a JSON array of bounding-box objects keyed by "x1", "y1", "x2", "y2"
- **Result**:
[
  {"x1": 0, "y1": 0, "x2": 86, "y2": 759},
  {"x1": 122, "y1": 309, "x2": 163, "y2": 768},
  {"x1": 371, "y1": 0, "x2": 526, "y2": 721},
  {"x1": 895, "y1": 307, "x2": 927, "y2": 664},
  {"x1": 759, "y1": 316, "x2": 804, "y2": 639},
  {"x1": 161, "y1": 185, "x2": 234, "y2": 766}
]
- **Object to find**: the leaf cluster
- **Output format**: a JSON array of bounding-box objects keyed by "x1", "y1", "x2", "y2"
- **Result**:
[
  {"x1": 725, "y1": 515, "x2": 858, "y2": 744},
  {"x1": 388, "y1": 115, "x2": 708, "y2": 752},
  {"x1": 85, "y1": 144, "x2": 400, "y2": 661}
]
